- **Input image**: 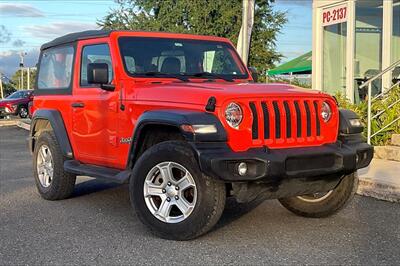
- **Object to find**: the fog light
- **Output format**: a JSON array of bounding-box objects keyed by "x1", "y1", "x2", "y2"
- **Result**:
[
  {"x1": 237, "y1": 162, "x2": 248, "y2": 176},
  {"x1": 349, "y1": 118, "x2": 362, "y2": 127}
]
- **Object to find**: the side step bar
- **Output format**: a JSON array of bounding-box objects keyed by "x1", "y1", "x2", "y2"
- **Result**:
[{"x1": 64, "y1": 160, "x2": 131, "y2": 184}]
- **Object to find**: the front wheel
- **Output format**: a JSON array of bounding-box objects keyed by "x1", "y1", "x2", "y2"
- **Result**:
[
  {"x1": 18, "y1": 106, "x2": 28, "y2": 118},
  {"x1": 279, "y1": 173, "x2": 358, "y2": 218},
  {"x1": 130, "y1": 141, "x2": 226, "y2": 240}
]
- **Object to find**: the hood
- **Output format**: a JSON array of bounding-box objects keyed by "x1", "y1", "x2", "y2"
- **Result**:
[
  {"x1": 134, "y1": 82, "x2": 332, "y2": 106},
  {"x1": 0, "y1": 98, "x2": 19, "y2": 107}
]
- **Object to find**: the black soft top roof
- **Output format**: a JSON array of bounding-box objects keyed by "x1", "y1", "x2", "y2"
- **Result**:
[{"x1": 40, "y1": 30, "x2": 112, "y2": 50}]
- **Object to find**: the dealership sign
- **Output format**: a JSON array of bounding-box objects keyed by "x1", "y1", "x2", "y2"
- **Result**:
[{"x1": 322, "y1": 4, "x2": 347, "y2": 26}]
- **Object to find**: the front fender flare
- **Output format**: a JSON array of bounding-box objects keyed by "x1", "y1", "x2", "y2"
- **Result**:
[{"x1": 126, "y1": 110, "x2": 226, "y2": 169}]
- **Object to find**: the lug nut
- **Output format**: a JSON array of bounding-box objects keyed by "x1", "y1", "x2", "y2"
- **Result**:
[
  {"x1": 175, "y1": 195, "x2": 179, "y2": 200},
  {"x1": 175, "y1": 186, "x2": 179, "y2": 190},
  {"x1": 167, "y1": 182, "x2": 172, "y2": 186},
  {"x1": 166, "y1": 197, "x2": 171, "y2": 202},
  {"x1": 162, "y1": 189, "x2": 166, "y2": 193}
]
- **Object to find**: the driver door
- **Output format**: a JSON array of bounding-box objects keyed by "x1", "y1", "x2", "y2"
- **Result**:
[{"x1": 71, "y1": 39, "x2": 119, "y2": 167}]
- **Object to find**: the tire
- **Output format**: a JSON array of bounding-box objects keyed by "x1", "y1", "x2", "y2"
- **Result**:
[
  {"x1": 130, "y1": 141, "x2": 226, "y2": 240},
  {"x1": 33, "y1": 130, "x2": 76, "y2": 200},
  {"x1": 18, "y1": 106, "x2": 28, "y2": 118},
  {"x1": 279, "y1": 172, "x2": 358, "y2": 218}
]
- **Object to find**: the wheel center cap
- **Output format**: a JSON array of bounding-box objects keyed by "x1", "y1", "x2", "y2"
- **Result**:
[{"x1": 166, "y1": 186, "x2": 177, "y2": 197}]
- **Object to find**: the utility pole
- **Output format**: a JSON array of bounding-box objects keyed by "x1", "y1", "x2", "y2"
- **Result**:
[
  {"x1": 27, "y1": 67, "x2": 30, "y2": 90},
  {"x1": 237, "y1": 0, "x2": 255, "y2": 65},
  {"x1": 0, "y1": 75, "x2": 3, "y2": 99},
  {"x1": 19, "y1": 52, "x2": 26, "y2": 90}
]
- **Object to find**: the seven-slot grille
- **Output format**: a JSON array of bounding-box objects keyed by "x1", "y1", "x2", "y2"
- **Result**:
[{"x1": 249, "y1": 99, "x2": 323, "y2": 144}]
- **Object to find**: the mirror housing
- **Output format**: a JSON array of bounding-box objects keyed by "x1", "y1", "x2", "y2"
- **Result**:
[
  {"x1": 248, "y1": 67, "x2": 258, "y2": 83},
  {"x1": 87, "y1": 63, "x2": 114, "y2": 91}
]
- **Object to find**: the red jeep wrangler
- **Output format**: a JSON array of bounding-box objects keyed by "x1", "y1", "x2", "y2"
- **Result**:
[{"x1": 29, "y1": 30, "x2": 373, "y2": 240}]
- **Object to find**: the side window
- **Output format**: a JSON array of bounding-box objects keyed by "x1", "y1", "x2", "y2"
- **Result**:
[
  {"x1": 80, "y1": 44, "x2": 113, "y2": 86},
  {"x1": 37, "y1": 46, "x2": 74, "y2": 90}
]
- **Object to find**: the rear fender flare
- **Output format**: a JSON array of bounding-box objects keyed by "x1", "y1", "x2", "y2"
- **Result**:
[{"x1": 29, "y1": 109, "x2": 73, "y2": 158}]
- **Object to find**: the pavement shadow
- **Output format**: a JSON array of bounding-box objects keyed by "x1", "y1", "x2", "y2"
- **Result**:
[
  {"x1": 72, "y1": 178, "x2": 122, "y2": 198},
  {"x1": 214, "y1": 195, "x2": 267, "y2": 230}
]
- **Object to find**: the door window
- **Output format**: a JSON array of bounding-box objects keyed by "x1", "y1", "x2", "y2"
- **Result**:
[{"x1": 80, "y1": 44, "x2": 113, "y2": 86}]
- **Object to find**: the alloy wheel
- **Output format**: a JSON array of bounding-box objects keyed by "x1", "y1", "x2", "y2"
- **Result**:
[
  {"x1": 36, "y1": 145, "x2": 54, "y2": 188},
  {"x1": 296, "y1": 190, "x2": 334, "y2": 203},
  {"x1": 143, "y1": 161, "x2": 197, "y2": 223}
]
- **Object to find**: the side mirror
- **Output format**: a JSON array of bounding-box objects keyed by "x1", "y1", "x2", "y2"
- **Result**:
[
  {"x1": 248, "y1": 67, "x2": 258, "y2": 83},
  {"x1": 87, "y1": 63, "x2": 114, "y2": 91}
]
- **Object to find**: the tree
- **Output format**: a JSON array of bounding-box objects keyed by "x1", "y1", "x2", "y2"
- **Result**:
[
  {"x1": 99, "y1": 0, "x2": 286, "y2": 80},
  {"x1": 2, "y1": 82, "x2": 16, "y2": 98},
  {"x1": 11, "y1": 68, "x2": 37, "y2": 90}
]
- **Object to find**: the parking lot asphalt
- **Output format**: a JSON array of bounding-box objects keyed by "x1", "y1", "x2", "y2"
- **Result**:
[{"x1": 1, "y1": 126, "x2": 399, "y2": 265}]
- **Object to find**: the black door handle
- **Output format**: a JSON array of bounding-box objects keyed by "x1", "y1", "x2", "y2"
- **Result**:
[{"x1": 71, "y1": 102, "x2": 85, "y2": 108}]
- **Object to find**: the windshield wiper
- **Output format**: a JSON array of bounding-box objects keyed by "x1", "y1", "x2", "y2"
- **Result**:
[
  {"x1": 143, "y1": 71, "x2": 188, "y2": 82},
  {"x1": 188, "y1": 72, "x2": 234, "y2": 82}
]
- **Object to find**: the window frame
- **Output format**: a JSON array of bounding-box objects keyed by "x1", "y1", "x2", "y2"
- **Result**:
[
  {"x1": 79, "y1": 42, "x2": 113, "y2": 88},
  {"x1": 35, "y1": 43, "x2": 77, "y2": 96}
]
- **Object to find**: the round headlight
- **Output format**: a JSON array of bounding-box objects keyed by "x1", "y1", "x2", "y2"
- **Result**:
[
  {"x1": 321, "y1": 101, "x2": 332, "y2": 122},
  {"x1": 225, "y1": 102, "x2": 243, "y2": 129}
]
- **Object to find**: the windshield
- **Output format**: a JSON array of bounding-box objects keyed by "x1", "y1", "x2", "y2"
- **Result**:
[
  {"x1": 118, "y1": 37, "x2": 248, "y2": 80},
  {"x1": 6, "y1": 91, "x2": 22, "y2": 99},
  {"x1": 5, "y1": 91, "x2": 32, "y2": 99}
]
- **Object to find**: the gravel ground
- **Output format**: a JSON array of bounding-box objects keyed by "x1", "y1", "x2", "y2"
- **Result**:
[{"x1": 1, "y1": 126, "x2": 399, "y2": 265}]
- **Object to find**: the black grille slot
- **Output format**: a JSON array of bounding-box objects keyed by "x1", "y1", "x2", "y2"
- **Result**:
[
  {"x1": 249, "y1": 102, "x2": 258, "y2": 139},
  {"x1": 272, "y1": 101, "x2": 281, "y2": 139},
  {"x1": 304, "y1": 101, "x2": 312, "y2": 137},
  {"x1": 261, "y1": 102, "x2": 270, "y2": 139},
  {"x1": 294, "y1": 101, "x2": 302, "y2": 137},
  {"x1": 313, "y1": 101, "x2": 321, "y2": 136},
  {"x1": 283, "y1": 101, "x2": 291, "y2": 138}
]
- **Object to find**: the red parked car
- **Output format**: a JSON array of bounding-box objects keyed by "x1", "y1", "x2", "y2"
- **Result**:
[
  {"x1": 28, "y1": 30, "x2": 373, "y2": 240},
  {"x1": 0, "y1": 90, "x2": 33, "y2": 118}
]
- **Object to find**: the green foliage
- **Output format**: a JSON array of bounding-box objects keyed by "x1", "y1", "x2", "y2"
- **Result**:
[
  {"x1": 335, "y1": 86, "x2": 400, "y2": 146},
  {"x1": 11, "y1": 69, "x2": 37, "y2": 90},
  {"x1": 1, "y1": 82, "x2": 16, "y2": 98},
  {"x1": 98, "y1": 0, "x2": 287, "y2": 82},
  {"x1": 268, "y1": 76, "x2": 312, "y2": 88}
]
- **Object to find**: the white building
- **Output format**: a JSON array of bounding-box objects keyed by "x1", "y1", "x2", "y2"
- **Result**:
[{"x1": 312, "y1": 0, "x2": 399, "y2": 102}]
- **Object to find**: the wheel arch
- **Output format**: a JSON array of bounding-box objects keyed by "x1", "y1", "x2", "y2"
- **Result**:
[
  {"x1": 126, "y1": 110, "x2": 226, "y2": 169},
  {"x1": 29, "y1": 109, "x2": 73, "y2": 158}
]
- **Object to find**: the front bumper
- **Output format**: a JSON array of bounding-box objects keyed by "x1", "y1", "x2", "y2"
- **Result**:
[
  {"x1": 193, "y1": 135, "x2": 373, "y2": 183},
  {"x1": 0, "y1": 106, "x2": 16, "y2": 116}
]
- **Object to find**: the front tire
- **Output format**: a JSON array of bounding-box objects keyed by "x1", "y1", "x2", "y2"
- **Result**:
[
  {"x1": 33, "y1": 130, "x2": 76, "y2": 200},
  {"x1": 279, "y1": 173, "x2": 358, "y2": 218},
  {"x1": 130, "y1": 141, "x2": 226, "y2": 240},
  {"x1": 18, "y1": 106, "x2": 28, "y2": 118}
]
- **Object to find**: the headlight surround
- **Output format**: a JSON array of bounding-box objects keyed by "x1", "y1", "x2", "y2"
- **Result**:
[
  {"x1": 225, "y1": 102, "x2": 243, "y2": 129},
  {"x1": 320, "y1": 101, "x2": 332, "y2": 122}
]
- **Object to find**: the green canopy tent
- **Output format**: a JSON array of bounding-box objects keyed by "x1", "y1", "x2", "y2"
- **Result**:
[{"x1": 268, "y1": 51, "x2": 312, "y2": 76}]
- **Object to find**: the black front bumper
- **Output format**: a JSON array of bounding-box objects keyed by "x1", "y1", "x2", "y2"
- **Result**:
[{"x1": 193, "y1": 136, "x2": 373, "y2": 183}]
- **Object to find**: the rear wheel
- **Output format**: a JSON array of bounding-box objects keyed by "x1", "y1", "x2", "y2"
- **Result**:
[
  {"x1": 130, "y1": 141, "x2": 226, "y2": 240},
  {"x1": 33, "y1": 130, "x2": 76, "y2": 200},
  {"x1": 279, "y1": 173, "x2": 358, "y2": 218}
]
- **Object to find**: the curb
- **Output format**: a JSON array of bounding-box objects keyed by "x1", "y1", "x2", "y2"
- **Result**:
[
  {"x1": 16, "y1": 121, "x2": 31, "y2": 131},
  {"x1": 357, "y1": 178, "x2": 400, "y2": 203},
  {"x1": 0, "y1": 120, "x2": 17, "y2": 127}
]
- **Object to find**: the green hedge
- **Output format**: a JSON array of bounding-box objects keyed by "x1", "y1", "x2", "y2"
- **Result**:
[{"x1": 335, "y1": 85, "x2": 400, "y2": 146}]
